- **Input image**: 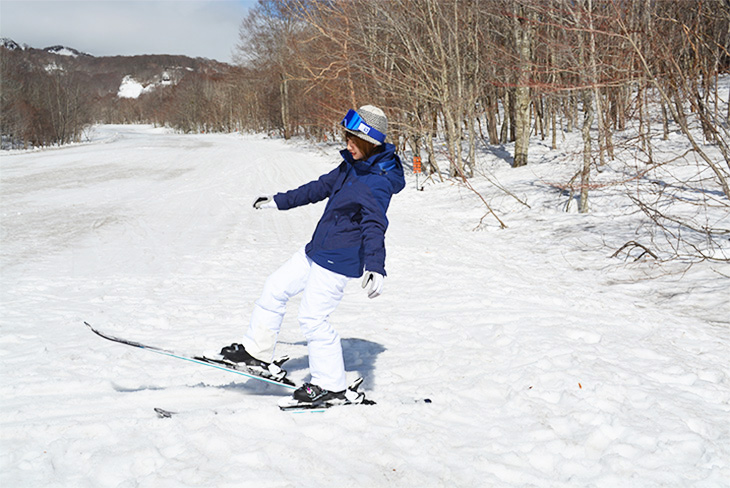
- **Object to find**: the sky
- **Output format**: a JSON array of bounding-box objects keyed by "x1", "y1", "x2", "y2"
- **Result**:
[{"x1": 0, "y1": 0, "x2": 258, "y2": 63}]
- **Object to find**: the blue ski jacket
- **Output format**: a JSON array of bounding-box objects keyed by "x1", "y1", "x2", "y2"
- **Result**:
[{"x1": 273, "y1": 143, "x2": 405, "y2": 278}]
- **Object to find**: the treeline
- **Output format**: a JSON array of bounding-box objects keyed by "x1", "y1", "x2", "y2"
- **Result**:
[
  {"x1": 0, "y1": 47, "x2": 230, "y2": 147},
  {"x1": 233, "y1": 0, "x2": 729, "y2": 196},
  {"x1": 1, "y1": 49, "x2": 91, "y2": 147},
  {"x1": 4, "y1": 1, "x2": 728, "y2": 183}
]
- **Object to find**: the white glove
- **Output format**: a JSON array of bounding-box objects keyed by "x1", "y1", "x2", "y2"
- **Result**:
[
  {"x1": 362, "y1": 271, "x2": 384, "y2": 299},
  {"x1": 253, "y1": 195, "x2": 277, "y2": 210}
]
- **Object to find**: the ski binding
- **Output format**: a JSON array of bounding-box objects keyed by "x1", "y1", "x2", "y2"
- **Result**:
[{"x1": 279, "y1": 377, "x2": 376, "y2": 412}]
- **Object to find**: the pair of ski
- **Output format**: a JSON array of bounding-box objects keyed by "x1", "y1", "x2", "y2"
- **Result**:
[{"x1": 84, "y1": 322, "x2": 374, "y2": 413}]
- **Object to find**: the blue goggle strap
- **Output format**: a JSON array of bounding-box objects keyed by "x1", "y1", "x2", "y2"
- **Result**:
[{"x1": 341, "y1": 109, "x2": 385, "y2": 144}]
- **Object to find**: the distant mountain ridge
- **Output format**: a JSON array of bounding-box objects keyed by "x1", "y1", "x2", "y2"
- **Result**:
[
  {"x1": 43, "y1": 45, "x2": 93, "y2": 58},
  {"x1": 1, "y1": 37, "x2": 230, "y2": 98},
  {"x1": 1, "y1": 37, "x2": 22, "y2": 51},
  {"x1": 1, "y1": 38, "x2": 92, "y2": 57}
]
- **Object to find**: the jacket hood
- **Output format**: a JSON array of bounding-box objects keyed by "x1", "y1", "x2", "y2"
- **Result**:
[{"x1": 340, "y1": 143, "x2": 406, "y2": 194}]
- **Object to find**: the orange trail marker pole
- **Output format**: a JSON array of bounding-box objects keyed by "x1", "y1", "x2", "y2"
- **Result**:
[{"x1": 413, "y1": 156, "x2": 422, "y2": 190}]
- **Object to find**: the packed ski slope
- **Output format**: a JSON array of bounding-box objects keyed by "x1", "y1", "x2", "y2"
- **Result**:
[{"x1": 1, "y1": 124, "x2": 728, "y2": 487}]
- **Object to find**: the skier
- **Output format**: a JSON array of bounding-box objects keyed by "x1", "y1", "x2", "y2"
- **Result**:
[{"x1": 221, "y1": 105, "x2": 405, "y2": 406}]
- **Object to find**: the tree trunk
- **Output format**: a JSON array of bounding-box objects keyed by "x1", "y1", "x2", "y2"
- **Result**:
[
  {"x1": 550, "y1": 98, "x2": 557, "y2": 150},
  {"x1": 513, "y1": 85, "x2": 530, "y2": 167},
  {"x1": 280, "y1": 74, "x2": 290, "y2": 140},
  {"x1": 467, "y1": 106, "x2": 476, "y2": 177},
  {"x1": 500, "y1": 91, "x2": 510, "y2": 143},
  {"x1": 579, "y1": 89, "x2": 593, "y2": 213},
  {"x1": 485, "y1": 87, "x2": 499, "y2": 144},
  {"x1": 513, "y1": 4, "x2": 532, "y2": 168}
]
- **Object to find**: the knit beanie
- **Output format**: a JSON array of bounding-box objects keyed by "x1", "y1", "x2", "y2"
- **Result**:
[{"x1": 345, "y1": 105, "x2": 388, "y2": 146}]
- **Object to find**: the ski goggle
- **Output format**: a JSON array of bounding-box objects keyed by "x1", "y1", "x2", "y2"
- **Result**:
[{"x1": 341, "y1": 109, "x2": 385, "y2": 144}]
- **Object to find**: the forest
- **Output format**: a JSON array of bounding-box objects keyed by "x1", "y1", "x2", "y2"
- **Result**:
[
  {"x1": 1, "y1": 0, "x2": 729, "y2": 260},
  {"x1": 231, "y1": 1, "x2": 729, "y2": 200}
]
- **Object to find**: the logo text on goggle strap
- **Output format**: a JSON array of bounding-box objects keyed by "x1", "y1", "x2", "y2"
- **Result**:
[{"x1": 357, "y1": 123, "x2": 371, "y2": 134}]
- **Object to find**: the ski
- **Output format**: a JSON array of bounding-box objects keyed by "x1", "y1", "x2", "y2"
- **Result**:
[
  {"x1": 154, "y1": 407, "x2": 176, "y2": 418},
  {"x1": 278, "y1": 377, "x2": 376, "y2": 412},
  {"x1": 84, "y1": 321, "x2": 296, "y2": 389},
  {"x1": 85, "y1": 322, "x2": 378, "y2": 407},
  {"x1": 280, "y1": 398, "x2": 377, "y2": 413}
]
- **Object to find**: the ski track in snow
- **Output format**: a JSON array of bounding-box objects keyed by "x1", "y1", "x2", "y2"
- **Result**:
[{"x1": 1, "y1": 124, "x2": 729, "y2": 487}]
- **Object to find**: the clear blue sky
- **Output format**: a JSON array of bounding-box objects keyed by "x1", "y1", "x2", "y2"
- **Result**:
[{"x1": 0, "y1": 0, "x2": 258, "y2": 63}]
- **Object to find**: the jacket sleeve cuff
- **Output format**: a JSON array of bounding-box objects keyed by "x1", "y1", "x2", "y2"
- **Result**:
[
  {"x1": 272, "y1": 193, "x2": 284, "y2": 210},
  {"x1": 364, "y1": 264, "x2": 386, "y2": 277}
]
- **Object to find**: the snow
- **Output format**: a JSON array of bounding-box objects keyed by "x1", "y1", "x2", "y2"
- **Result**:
[
  {"x1": 44, "y1": 62, "x2": 64, "y2": 73},
  {"x1": 117, "y1": 75, "x2": 156, "y2": 99},
  {"x1": 50, "y1": 47, "x2": 78, "y2": 57},
  {"x1": 1, "y1": 124, "x2": 729, "y2": 487},
  {"x1": 117, "y1": 74, "x2": 172, "y2": 98}
]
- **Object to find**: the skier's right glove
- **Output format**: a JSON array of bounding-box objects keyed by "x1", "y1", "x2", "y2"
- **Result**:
[
  {"x1": 253, "y1": 195, "x2": 277, "y2": 210},
  {"x1": 362, "y1": 270, "x2": 384, "y2": 299}
]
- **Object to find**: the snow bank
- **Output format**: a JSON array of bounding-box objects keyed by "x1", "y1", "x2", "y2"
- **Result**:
[
  {"x1": 117, "y1": 76, "x2": 157, "y2": 99},
  {"x1": 50, "y1": 47, "x2": 78, "y2": 57},
  {"x1": 1, "y1": 124, "x2": 728, "y2": 487}
]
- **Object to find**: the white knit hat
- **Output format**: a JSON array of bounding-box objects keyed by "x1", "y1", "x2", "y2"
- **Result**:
[{"x1": 344, "y1": 105, "x2": 388, "y2": 146}]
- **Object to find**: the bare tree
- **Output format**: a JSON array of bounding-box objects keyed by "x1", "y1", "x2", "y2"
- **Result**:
[{"x1": 511, "y1": 2, "x2": 533, "y2": 168}]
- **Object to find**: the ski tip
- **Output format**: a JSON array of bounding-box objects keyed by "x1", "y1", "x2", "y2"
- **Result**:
[
  {"x1": 154, "y1": 407, "x2": 175, "y2": 418},
  {"x1": 84, "y1": 321, "x2": 101, "y2": 335}
]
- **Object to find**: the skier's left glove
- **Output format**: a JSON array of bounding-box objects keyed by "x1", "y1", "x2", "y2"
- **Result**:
[
  {"x1": 253, "y1": 195, "x2": 278, "y2": 210},
  {"x1": 362, "y1": 271, "x2": 384, "y2": 299}
]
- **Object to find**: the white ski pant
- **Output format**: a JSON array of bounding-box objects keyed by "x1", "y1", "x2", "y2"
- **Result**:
[{"x1": 241, "y1": 247, "x2": 350, "y2": 392}]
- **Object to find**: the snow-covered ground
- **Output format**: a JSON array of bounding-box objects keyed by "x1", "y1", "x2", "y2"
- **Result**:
[
  {"x1": 1, "y1": 124, "x2": 728, "y2": 487},
  {"x1": 117, "y1": 75, "x2": 170, "y2": 99}
]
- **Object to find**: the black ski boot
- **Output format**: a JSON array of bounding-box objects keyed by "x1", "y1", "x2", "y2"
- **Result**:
[
  {"x1": 292, "y1": 383, "x2": 347, "y2": 404},
  {"x1": 219, "y1": 343, "x2": 290, "y2": 383},
  {"x1": 220, "y1": 343, "x2": 264, "y2": 367}
]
